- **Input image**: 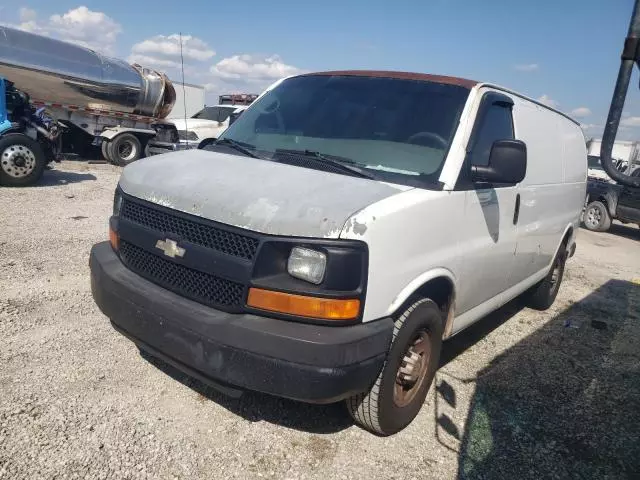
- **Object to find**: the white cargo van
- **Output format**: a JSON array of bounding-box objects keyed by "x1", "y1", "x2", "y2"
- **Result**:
[{"x1": 90, "y1": 70, "x2": 586, "y2": 435}]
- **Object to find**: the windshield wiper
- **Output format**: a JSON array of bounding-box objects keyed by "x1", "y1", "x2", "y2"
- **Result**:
[
  {"x1": 214, "y1": 138, "x2": 260, "y2": 158},
  {"x1": 274, "y1": 149, "x2": 375, "y2": 179}
]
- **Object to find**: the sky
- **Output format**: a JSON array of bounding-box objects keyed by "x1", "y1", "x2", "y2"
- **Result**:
[{"x1": 2, "y1": 0, "x2": 640, "y2": 140}]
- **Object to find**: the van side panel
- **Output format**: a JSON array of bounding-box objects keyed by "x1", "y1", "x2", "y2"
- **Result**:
[
  {"x1": 562, "y1": 118, "x2": 588, "y2": 184},
  {"x1": 560, "y1": 118, "x2": 588, "y2": 247},
  {"x1": 509, "y1": 97, "x2": 583, "y2": 283}
]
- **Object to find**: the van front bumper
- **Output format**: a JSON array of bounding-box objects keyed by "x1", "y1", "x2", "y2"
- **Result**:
[{"x1": 89, "y1": 242, "x2": 392, "y2": 403}]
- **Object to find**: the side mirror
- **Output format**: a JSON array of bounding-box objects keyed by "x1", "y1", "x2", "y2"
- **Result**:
[{"x1": 472, "y1": 139, "x2": 527, "y2": 184}]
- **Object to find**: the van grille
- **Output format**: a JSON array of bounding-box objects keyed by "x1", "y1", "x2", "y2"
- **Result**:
[
  {"x1": 119, "y1": 240, "x2": 244, "y2": 308},
  {"x1": 121, "y1": 198, "x2": 259, "y2": 260}
]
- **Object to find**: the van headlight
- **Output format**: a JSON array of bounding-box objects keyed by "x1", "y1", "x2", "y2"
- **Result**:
[
  {"x1": 287, "y1": 247, "x2": 327, "y2": 284},
  {"x1": 113, "y1": 188, "x2": 123, "y2": 216}
]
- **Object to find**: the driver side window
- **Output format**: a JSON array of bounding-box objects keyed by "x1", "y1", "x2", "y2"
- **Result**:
[{"x1": 469, "y1": 104, "x2": 514, "y2": 167}]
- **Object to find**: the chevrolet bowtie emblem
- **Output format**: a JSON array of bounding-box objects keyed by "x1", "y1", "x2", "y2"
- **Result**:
[{"x1": 155, "y1": 238, "x2": 185, "y2": 258}]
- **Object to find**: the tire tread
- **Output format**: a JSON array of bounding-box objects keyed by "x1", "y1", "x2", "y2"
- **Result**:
[{"x1": 346, "y1": 298, "x2": 431, "y2": 435}]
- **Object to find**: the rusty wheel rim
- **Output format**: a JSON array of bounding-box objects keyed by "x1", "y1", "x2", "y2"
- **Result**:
[{"x1": 394, "y1": 330, "x2": 431, "y2": 408}]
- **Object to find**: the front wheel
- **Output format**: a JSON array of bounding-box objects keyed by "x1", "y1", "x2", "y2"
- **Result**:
[
  {"x1": 346, "y1": 298, "x2": 443, "y2": 436},
  {"x1": 583, "y1": 200, "x2": 612, "y2": 232},
  {"x1": 0, "y1": 133, "x2": 46, "y2": 187},
  {"x1": 108, "y1": 133, "x2": 142, "y2": 166}
]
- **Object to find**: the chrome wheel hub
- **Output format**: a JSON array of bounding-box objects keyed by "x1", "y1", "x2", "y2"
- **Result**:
[
  {"x1": 118, "y1": 141, "x2": 136, "y2": 161},
  {"x1": 1, "y1": 144, "x2": 36, "y2": 178},
  {"x1": 585, "y1": 207, "x2": 601, "y2": 227}
]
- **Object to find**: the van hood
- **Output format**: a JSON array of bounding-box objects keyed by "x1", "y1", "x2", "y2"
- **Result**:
[{"x1": 118, "y1": 150, "x2": 410, "y2": 238}]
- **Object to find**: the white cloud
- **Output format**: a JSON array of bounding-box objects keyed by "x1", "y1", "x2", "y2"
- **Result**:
[
  {"x1": 19, "y1": 7, "x2": 37, "y2": 22},
  {"x1": 621, "y1": 116, "x2": 640, "y2": 127},
  {"x1": 210, "y1": 54, "x2": 303, "y2": 82},
  {"x1": 9, "y1": 6, "x2": 121, "y2": 55},
  {"x1": 129, "y1": 34, "x2": 215, "y2": 69},
  {"x1": 537, "y1": 94, "x2": 559, "y2": 108},
  {"x1": 203, "y1": 54, "x2": 304, "y2": 100},
  {"x1": 514, "y1": 63, "x2": 539, "y2": 72},
  {"x1": 570, "y1": 107, "x2": 591, "y2": 118}
]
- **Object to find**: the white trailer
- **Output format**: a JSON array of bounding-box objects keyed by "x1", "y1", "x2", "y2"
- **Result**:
[
  {"x1": 587, "y1": 138, "x2": 639, "y2": 165},
  {"x1": 168, "y1": 82, "x2": 206, "y2": 120}
]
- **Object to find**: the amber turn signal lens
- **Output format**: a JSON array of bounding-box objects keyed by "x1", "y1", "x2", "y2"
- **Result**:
[
  {"x1": 109, "y1": 227, "x2": 119, "y2": 250},
  {"x1": 247, "y1": 288, "x2": 360, "y2": 320}
]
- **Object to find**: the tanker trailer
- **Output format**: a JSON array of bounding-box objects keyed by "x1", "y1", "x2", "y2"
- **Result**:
[{"x1": 0, "y1": 26, "x2": 177, "y2": 165}]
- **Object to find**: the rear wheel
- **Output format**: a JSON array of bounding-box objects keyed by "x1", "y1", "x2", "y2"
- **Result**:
[
  {"x1": 583, "y1": 200, "x2": 612, "y2": 232},
  {"x1": 524, "y1": 243, "x2": 567, "y2": 311},
  {"x1": 0, "y1": 134, "x2": 46, "y2": 187},
  {"x1": 108, "y1": 133, "x2": 142, "y2": 166},
  {"x1": 101, "y1": 140, "x2": 112, "y2": 162},
  {"x1": 346, "y1": 298, "x2": 443, "y2": 436}
]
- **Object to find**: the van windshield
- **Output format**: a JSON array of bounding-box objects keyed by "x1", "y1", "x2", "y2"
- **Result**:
[{"x1": 218, "y1": 74, "x2": 470, "y2": 187}]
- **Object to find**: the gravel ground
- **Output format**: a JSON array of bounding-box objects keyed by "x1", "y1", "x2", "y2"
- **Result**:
[{"x1": 1, "y1": 161, "x2": 639, "y2": 480}]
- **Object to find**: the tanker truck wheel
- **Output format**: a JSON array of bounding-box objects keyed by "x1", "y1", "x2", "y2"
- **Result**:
[
  {"x1": 101, "y1": 140, "x2": 113, "y2": 163},
  {"x1": 0, "y1": 134, "x2": 46, "y2": 187},
  {"x1": 109, "y1": 133, "x2": 142, "y2": 166}
]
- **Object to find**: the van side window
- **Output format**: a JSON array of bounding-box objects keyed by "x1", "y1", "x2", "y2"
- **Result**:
[{"x1": 469, "y1": 105, "x2": 514, "y2": 167}]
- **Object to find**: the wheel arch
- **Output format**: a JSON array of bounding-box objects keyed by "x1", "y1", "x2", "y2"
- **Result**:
[
  {"x1": 197, "y1": 137, "x2": 217, "y2": 149},
  {"x1": 592, "y1": 190, "x2": 618, "y2": 217},
  {"x1": 100, "y1": 128, "x2": 155, "y2": 144},
  {"x1": 385, "y1": 268, "x2": 456, "y2": 339},
  {"x1": 550, "y1": 224, "x2": 575, "y2": 266}
]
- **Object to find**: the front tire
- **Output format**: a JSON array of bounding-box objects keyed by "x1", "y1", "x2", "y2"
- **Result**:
[
  {"x1": 108, "y1": 133, "x2": 142, "y2": 166},
  {"x1": 0, "y1": 133, "x2": 46, "y2": 187},
  {"x1": 524, "y1": 242, "x2": 567, "y2": 311},
  {"x1": 583, "y1": 200, "x2": 612, "y2": 232},
  {"x1": 346, "y1": 298, "x2": 443, "y2": 436}
]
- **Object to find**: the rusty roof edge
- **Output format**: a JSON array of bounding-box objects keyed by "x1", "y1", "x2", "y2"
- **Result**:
[
  {"x1": 298, "y1": 70, "x2": 478, "y2": 89},
  {"x1": 289, "y1": 71, "x2": 580, "y2": 126}
]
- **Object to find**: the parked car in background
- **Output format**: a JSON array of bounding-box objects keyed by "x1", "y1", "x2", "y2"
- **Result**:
[
  {"x1": 90, "y1": 70, "x2": 586, "y2": 436},
  {"x1": 587, "y1": 155, "x2": 612, "y2": 182},
  {"x1": 583, "y1": 177, "x2": 640, "y2": 231},
  {"x1": 146, "y1": 95, "x2": 257, "y2": 156}
]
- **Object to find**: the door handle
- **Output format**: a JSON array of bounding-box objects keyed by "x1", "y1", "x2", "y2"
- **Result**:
[{"x1": 513, "y1": 193, "x2": 521, "y2": 225}]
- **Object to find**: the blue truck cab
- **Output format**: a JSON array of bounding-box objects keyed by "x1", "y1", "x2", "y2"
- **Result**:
[{"x1": 0, "y1": 75, "x2": 61, "y2": 186}]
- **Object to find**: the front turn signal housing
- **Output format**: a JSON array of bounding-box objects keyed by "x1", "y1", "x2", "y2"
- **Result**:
[
  {"x1": 247, "y1": 288, "x2": 360, "y2": 320},
  {"x1": 109, "y1": 226, "x2": 119, "y2": 251}
]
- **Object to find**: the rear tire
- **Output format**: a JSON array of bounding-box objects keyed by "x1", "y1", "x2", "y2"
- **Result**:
[
  {"x1": 0, "y1": 133, "x2": 46, "y2": 187},
  {"x1": 524, "y1": 243, "x2": 567, "y2": 311},
  {"x1": 346, "y1": 298, "x2": 443, "y2": 436},
  {"x1": 583, "y1": 200, "x2": 612, "y2": 232},
  {"x1": 108, "y1": 133, "x2": 142, "y2": 166},
  {"x1": 101, "y1": 141, "x2": 112, "y2": 162}
]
